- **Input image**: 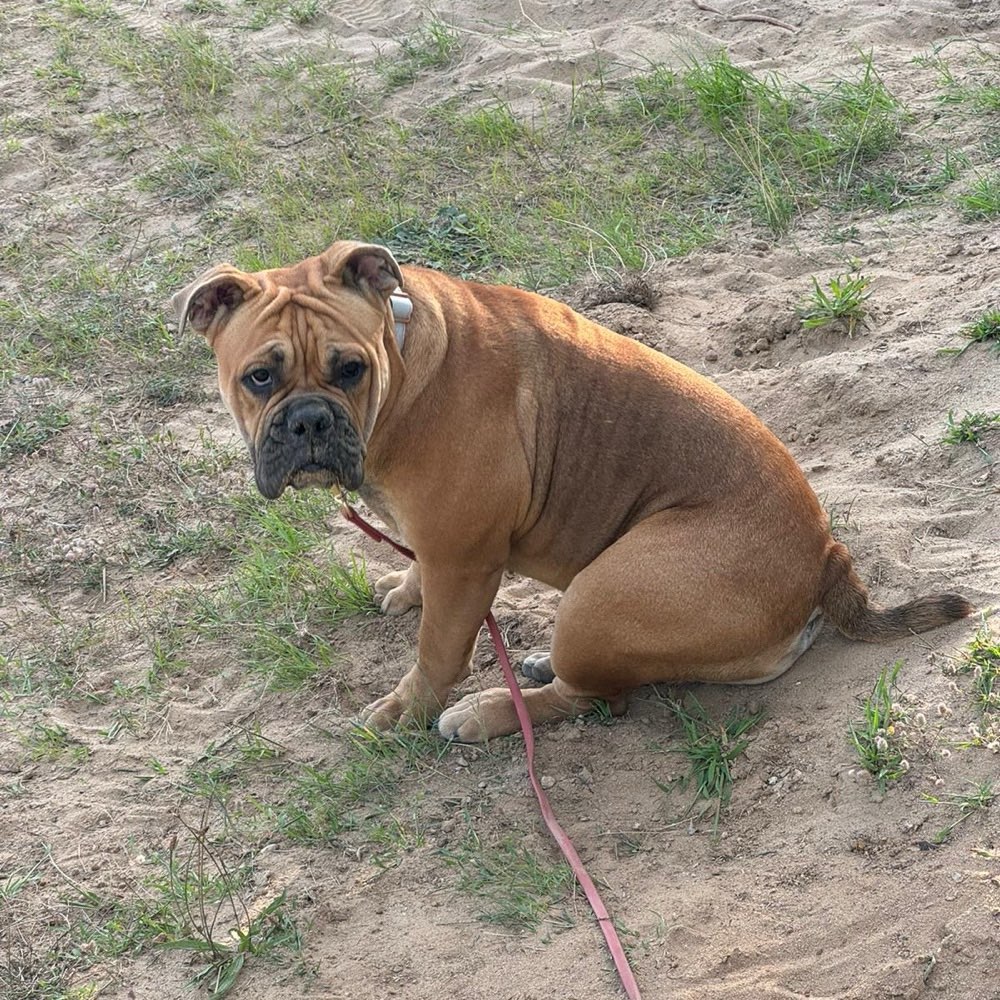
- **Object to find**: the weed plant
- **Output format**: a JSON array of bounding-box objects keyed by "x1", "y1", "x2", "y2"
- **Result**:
[
  {"x1": 848, "y1": 661, "x2": 907, "y2": 791},
  {"x1": 922, "y1": 780, "x2": 995, "y2": 844},
  {"x1": 962, "y1": 307, "x2": 1000, "y2": 352},
  {"x1": 660, "y1": 695, "x2": 763, "y2": 830},
  {"x1": 953, "y1": 627, "x2": 1000, "y2": 713},
  {"x1": 799, "y1": 271, "x2": 872, "y2": 336},
  {"x1": 940, "y1": 410, "x2": 1000, "y2": 457}
]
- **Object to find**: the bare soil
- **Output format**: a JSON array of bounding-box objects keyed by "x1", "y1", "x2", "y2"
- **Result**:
[{"x1": 2, "y1": 2, "x2": 999, "y2": 999}]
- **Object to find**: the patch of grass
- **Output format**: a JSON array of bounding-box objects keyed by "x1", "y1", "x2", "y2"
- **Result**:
[
  {"x1": 35, "y1": 31, "x2": 89, "y2": 104},
  {"x1": 441, "y1": 829, "x2": 575, "y2": 933},
  {"x1": 957, "y1": 172, "x2": 1000, "y2": 219},
  {"x1": 64, "y1": 820, "x2": 301, "y2": 997},
  {"x1": 952, "y1": 626, "x2": 1000, "y2": 713},
  {"x1": 799, "y1": 270, "x2": 872, "y2": 336},
  {"x1": 239, "y1": 0, "x2": 320, "y2": 29},
  {"x1": 380, "y1": 205, "x2": 495, "y2": 276},
  {"x1": 940, "y1": 409, "x2": 1000, "y2": 455},
  {"x1": 100, "y1": 23, "x2": 234, "y2": 113},
  {"x1": 0, "y1": 404, "x2": 70, "y2": 465},
  {"x1": 141, "y1": 372, "x2": 202, "y2": 407},
  {"x1": 275, "y1": 727, "x2": 444, "y2": 854},
  {"x1": 181, "y1": 491, "x2": 378, "y2": 690},
  {"x1": 107, "y1": 49, "x2": 959, "y2": 287},
  {"x1": 457, "y1": 104, "x2": 529, "y2": 152},
  {"x1": 922, "y1": 780, "x2": 995, "y2": 844},
  {"x1": 823, "y1": 495, "x2": 858, "y2": 539},
  {"x1": 378, "y1": 17, "x2": 461, "y2": 89},
  {"x1": 0, "y1": 865, "x2": 42, "y2": 903},
  {"x1": 1, "y1": 623, "x2": 108, "y2": 705},
  {"x1": 661, "y1": 695, "x2": 764, "y2": 830},
  {"x1": 678, "y1": 51, "x2": 908, "y2": 232},
  {"x1": 818, "y1": 55, "x2": 906, "y2": 173},
  {"x1": 849, "y1": 150, "x2": 961, "y2": 210},
  {"x1": 22, "y1": 722, "x2": 88, "y2": 763},
  {"x1": 961, "y1": 307, "x2": 1000, "y2": 352},
  {"x1": 848, "y1": 661, "x2": 908, "y2": 791},
  {"x1": 146, "y1": 523, "x2": 225, "y2": 569},
  {"x1": 616, "y1": 66, "x2": 688, "y2": 126}
]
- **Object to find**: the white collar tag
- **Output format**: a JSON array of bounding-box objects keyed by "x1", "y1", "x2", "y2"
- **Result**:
[{"x1": 389, "y1": 289, "x2": 412, "y2": 351}]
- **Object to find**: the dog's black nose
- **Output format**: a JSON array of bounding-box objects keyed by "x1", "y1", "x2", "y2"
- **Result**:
[{"x1": 287, "y1": 399, "x2": 333, "y2": 438}]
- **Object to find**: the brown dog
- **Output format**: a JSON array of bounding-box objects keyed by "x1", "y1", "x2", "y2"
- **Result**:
[{"x1": 173, "y1": 241, "x2": 972, "y2": 741}]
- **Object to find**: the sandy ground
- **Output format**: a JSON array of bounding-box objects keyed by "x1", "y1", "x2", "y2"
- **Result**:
[{"x1": 2, "y1": 1, "x2": 999, "y2": 999}]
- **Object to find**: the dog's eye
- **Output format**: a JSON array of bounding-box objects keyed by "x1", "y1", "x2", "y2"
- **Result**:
[
  {"x1": 244, "y1": 368, "x2": 273, "y2": 391},
  {"x1": 339, "y1": 360, "x2": 365, "y2": 385}
]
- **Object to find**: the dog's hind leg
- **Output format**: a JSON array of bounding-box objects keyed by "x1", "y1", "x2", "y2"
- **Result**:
[{"x1": 441, "y1": 507, "x2": 825, "y2": 741}]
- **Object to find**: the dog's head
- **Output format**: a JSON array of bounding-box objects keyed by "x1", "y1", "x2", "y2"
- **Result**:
[{"x1": 173, "y1": 242, "x2": 403, "y2": 499}]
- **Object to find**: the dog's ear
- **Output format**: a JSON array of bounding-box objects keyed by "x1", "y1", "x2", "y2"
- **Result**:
[
  {"x1": 328, "y1": 242, "x2": 403, "y2": 301},
  {"x1": 172, "y1": 266, "x2": 258, "y2": 341}
]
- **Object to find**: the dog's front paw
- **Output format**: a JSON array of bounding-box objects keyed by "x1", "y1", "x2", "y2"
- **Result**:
[
  {"x1": 374, "y1": 569, "x2": 422, "y2": 616},
  {"x1": 359, "y1": 691, "x2": 408, "y2": 730},
  {"x1": 438, "y1": 689, "x2": 519, "y2": 743},
  {"x1": 360, "y1": 667, "x2": 444, "y2": 730}
]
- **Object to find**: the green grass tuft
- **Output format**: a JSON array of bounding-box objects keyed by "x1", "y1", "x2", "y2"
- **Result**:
[
  {"x1": 799, "y1": 270, "x2": 872, "y2": 336},
  {"x1": 848, "y1": 661, "x2": 907, "y2": 791},
  {"x1": 957, "y1": 172, "x2": 1000, "y2": 219},
  {"x1": 962, "y1": 307, "x2": 1000, "y2": 351},
  {"x1": 0, "y1": 405, "x2": 70, "y2": 465},
  {"x1": 661, "y1": 695, "x2": 763, "y2": 830},
  {"x1": 378, "y1": 17, "x2": 461, "y2": 89},
  {"x1": 442, "y1": 830, "x2": 575, "y2": 933},
  {"x1": 940, "y1": 410, "x2": 1000, "y2": 452},
  {"x1": 953, "y1": 626, "x2": 1000, "y2": 713},
  {"x1": 922, "y1": 780, "x2": 995, "y2": 844}
]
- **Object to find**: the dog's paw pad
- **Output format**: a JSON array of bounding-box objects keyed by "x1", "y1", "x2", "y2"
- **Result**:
[{"x1": 521, "y1": 651, "x2": 554, "y2": 683}]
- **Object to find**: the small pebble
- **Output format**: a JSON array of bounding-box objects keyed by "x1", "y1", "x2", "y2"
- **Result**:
[{"x1": 540, "y1": 775, "x2": 556, "y2": 790}]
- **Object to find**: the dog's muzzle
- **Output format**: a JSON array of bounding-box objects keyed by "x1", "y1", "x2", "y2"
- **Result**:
[{"x1": 254, "y1": 395, "x2": 365, "y2": 499}]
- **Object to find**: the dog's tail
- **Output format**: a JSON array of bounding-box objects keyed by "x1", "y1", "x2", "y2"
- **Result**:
[{"x1": 820, "y1": 542, "x2": 973, "y2": 641}]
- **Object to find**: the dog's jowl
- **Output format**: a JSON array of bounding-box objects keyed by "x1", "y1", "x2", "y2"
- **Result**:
[{"x1": 174, "y1": 241, "x2": 973, "y2": 742}]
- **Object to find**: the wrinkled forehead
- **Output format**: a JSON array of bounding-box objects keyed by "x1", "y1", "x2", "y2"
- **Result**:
[{"x1": 220, "y1": 265, "x2": 385, "y2": 355}]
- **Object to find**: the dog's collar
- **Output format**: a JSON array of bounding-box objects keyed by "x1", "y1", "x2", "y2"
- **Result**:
[{"x1": 389, "y1": 288, "x2": 412, "y2": 352}]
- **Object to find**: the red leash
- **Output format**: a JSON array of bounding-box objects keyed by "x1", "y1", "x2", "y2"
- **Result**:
[{"x1": 341, "y1": 502, "x2": 643, "y2": 1000}]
